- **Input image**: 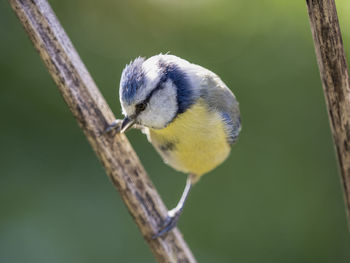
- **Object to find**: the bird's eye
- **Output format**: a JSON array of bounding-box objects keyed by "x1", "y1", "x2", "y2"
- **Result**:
[{"x1": 135, "y1": 102, "x2": 147, "y2": 113}]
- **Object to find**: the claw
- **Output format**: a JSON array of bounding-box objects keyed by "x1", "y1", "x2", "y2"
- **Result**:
[
  {"x1": 103, "y1": 119, "x2": 122, "y2": 135},
  {"x1": 152, "y1": 209, "x2": 182, "y2": 239}
]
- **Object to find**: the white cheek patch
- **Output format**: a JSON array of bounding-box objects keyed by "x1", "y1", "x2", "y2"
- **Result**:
[{"x1": 139, "y1": 80, "x2": 178, "y2": 129}]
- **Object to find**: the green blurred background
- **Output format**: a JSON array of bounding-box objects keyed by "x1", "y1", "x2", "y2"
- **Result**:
[{"x1": 1, "y1": 0, "x2": 350, "y2": 262}]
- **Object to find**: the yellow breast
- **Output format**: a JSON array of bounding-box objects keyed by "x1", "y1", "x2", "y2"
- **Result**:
[{"x1": 148, "y1": 99, "x2": 231, "y2": 178}]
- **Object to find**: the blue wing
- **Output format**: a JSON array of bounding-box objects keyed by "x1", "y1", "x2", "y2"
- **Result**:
[{"x1": 221, "y1": 112, "x2": 241, "y2": 145}]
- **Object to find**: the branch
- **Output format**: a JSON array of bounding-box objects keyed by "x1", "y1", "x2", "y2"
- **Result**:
[
  {"x1": 8, "y1": 0, "x2": 197, "y2": 262},
  {"x1": 306, "y1": 0, "x2": 350, "y2": 226}
]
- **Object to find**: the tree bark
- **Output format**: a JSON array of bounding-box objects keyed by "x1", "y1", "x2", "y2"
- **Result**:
[
  {"x1": 8, "y1": 0, "x2": 197, "y2": 262},
  {"x1": 306, "y1": 0, "x2": 350, "y2": 226}
]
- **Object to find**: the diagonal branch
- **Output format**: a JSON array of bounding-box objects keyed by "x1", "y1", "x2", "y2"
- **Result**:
[
  {"x1": 306, "y1": 0, "x2": 350, "y2": 227},
  {"x1": 8, "y1": 0, "x2": 197, "y2": 262}
]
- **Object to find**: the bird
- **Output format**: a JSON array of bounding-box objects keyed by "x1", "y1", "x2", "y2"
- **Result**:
[{"x1": 106, "y1": 54, "x2": 241, "y2": 238}]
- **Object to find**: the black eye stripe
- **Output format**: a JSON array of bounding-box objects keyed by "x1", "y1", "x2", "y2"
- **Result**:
[
  {"x1": 144, "y1": 82, "x2": 164, "y2": 104},
  {"x1": 134, "y1": 80, "x2": 167, "y2": 116},
  {"x1": 136, "y1": 82, "x2": 165, "y2": 111}
]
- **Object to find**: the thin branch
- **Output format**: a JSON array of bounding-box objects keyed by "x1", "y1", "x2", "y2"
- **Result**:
[
  {"x1": 306, "y1": 0, "x2": 350, "y2": 226},
  {"x1": 8, "y1": 0, "x2": 197, "y2": 262}
]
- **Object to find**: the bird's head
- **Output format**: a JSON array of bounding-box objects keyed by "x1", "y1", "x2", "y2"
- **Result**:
[{"x1": 119, "y1": 54, "x2": 197, "y2": 132}]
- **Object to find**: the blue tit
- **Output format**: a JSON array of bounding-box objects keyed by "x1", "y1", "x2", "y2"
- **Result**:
[{"x1": 107, "y1": 54, "x2": 241, "y2": 238}]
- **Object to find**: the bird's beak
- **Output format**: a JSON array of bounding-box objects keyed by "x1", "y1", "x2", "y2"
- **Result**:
[{"x1": 120, "y1": 116, "x2": 135, "y2": 133}]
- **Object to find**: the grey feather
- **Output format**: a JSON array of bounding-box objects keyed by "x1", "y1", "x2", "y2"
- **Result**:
[{"x1": 198, "y1": 71, "x2": 241, "y2": 145}]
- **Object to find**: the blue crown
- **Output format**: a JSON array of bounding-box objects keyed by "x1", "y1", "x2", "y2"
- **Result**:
[{"x1": 120, "y1": 57, "x2": 145, "y2": 104}]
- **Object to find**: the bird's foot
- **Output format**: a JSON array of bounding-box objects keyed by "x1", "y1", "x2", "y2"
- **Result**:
[
  {"x1": 102, "y1": 119, "x2": 122, "y2": 135},
  {"x1": 152, "y1": 208, "x2": 182, "y2": 239}
]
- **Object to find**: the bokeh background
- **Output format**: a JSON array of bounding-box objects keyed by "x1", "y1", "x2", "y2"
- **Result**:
[{"x1": 1, "y1": 0, "x2": 350, "y2": 262}]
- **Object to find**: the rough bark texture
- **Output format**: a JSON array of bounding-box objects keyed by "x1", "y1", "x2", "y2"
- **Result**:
[
  {"x1": 8, "y1": 0, "x2": 197, "y2": 262},
  {"x1": 306, "y1": 0, "x2": 350, "y2": 225}
]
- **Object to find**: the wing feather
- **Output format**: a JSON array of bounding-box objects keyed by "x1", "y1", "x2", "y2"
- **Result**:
[{"x1": 198, "y1": 70, "x2": 241, "y2": 145}]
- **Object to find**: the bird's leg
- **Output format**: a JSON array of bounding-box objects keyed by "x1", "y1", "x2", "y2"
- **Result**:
[{"x1": 153, "y1": 174, "x2": 193, "y2": 238}]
